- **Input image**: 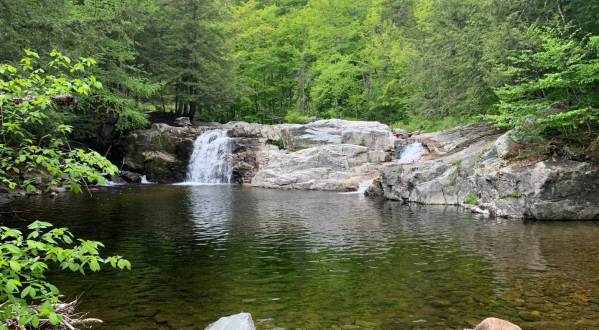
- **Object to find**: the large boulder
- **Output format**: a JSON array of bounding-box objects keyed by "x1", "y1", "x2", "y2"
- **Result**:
[
  {"x1": 251, "y1": 144, "x2": 380, "y2": 191},
  {"x1": 224, "y1": 119, "x2": 396, "y2": 151},
  {"x1": 472, "y1": 318, "x2": 521, "y2": 330},
  {"x1": 205, "y1": 313, "x2": 256, "y2": 330}
]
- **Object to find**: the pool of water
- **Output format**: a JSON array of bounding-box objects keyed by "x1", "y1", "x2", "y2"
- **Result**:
[{"x1": 2, "y1": 185, "x2": 599, "y2": 330}]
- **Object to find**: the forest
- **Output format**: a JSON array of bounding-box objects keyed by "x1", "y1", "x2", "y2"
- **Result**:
[{"x1": 1, "y1": 0, "x2": 599, "y2": 189}]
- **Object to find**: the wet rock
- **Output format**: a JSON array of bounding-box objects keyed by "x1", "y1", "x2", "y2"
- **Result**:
[
  {"x1": 364, "y1": 178, "x2": 384, "y2": 196},
  {"x1": 472, "y1": 318, "x2": 521, "y2": 330},
  {"x1": 50, "y1": 187, "x2": 67, "y2": 193},
  {"x1": 110, "y1": 175, "x2": 127, "y2": 184},
  {"x1": 120, "y1": 171, "x2": 142, "y2": 183},
  {"x1": 205, "y1": 312, "x2": 256, "y2": 330}
]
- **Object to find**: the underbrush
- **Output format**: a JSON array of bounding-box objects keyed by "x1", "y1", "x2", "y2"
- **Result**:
[{"x1": 390, "y1": 116, "x2": 481, "y2": 133}]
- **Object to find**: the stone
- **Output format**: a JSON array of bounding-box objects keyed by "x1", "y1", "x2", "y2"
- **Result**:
[
  {"x1": 251, "y1": 144, "x2": 380, "y2": 191},
  {"x1": 472, "y1": 318, "x2": 521, "y2": 330},
  {"x1": 205, "y1": 313, "x2": 256, "y2": 330},
  {"x1": 110, "y1": 175, "x2": 127, "y2": 184},
  {"x1": 174, "y1": 117, "x2": 191, "y2": 127},
  {"x1": 50, "y1": 187, "x2": 67, "y2": 193},
  {"x1": 119, "y1": 171, "x2": 142, "y2": 183},
  {"x1": 392, "y1": 128, "x2": 409, "y2": 138},
  {"x1": 414, "y1": 122, "x2": 502, "y2": 155},
  {"x1": 364, "y1": 178, "x2": 384, "y2": 196},
  {"x1": 378, "y1": 128, "x2": 599, "y2": 220}
]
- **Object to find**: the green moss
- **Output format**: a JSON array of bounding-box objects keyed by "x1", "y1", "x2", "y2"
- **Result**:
[
  {"x1": 292, "y1": 146, "x2": 310, "y2": 152},
  {"x1": 498, "y1": 191, "x2": 522, "y2": 199}
]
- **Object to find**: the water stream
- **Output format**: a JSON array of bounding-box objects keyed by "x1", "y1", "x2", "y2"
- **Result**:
[
  {"x1": 186, "y1": 130, "x2": 233, "y2": 184},
  {"x1": 397, "y1": 142, "x2": 425, "y2": 163}
]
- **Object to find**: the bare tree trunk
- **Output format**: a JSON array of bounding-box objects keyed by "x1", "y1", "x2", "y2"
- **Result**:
[{"x1": 557, "y1": 0, "x2": 568, "y2": 28}]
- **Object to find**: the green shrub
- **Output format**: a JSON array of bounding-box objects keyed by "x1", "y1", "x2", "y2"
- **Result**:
[
  {"x1": 285, "y1": 111, "x2": 309, "y2": 124},
  {"x1": 464, "y1": 193, "x2": 479, "y2": 205},
  {"x1": 0, "y1": 221, "x2": 130, "y2": 330},
  {"x1": 265, "y1": 139, "x2": 285, "y2": 149}
]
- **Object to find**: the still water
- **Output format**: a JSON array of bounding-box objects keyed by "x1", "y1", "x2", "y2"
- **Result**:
[{"x1": 2, "y1": 185, "x2": 599, "y2": 330}]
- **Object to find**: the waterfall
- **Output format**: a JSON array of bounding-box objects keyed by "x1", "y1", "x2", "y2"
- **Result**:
[
  {"x1": 186, "y1": 130, "x2": 233, "y2": 184},
  {"x1": 398, "y1": 142, "x2": 425, "y2": 163}
]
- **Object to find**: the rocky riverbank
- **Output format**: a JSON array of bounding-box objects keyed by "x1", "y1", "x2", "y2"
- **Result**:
[{"x1": 103, "y1": 118, "x2": 599, "y2": 220}]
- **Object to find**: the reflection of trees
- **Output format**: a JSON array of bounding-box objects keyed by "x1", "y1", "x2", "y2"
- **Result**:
[{"x1": 6, "y1": 187, "x2": 598, "y2": 329}]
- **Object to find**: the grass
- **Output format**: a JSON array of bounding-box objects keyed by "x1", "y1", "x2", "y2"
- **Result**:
[
  {"x1": 464, "y1": 193, "x2": 479, "y2": 205},
  {"x1": 390, "y1": 116, "x2": 482, "y2": 133}
]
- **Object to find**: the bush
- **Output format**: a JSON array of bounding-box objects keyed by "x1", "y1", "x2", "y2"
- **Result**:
[
  {"x1": 285, "y1": 111, "x2": 309, "y2": 124},
  {"x1": 0, "y1": 221, "x2": 130, "y2": 330},
  {"x1": 464, "y1": 193, "x2": 479, "y2": 205}
]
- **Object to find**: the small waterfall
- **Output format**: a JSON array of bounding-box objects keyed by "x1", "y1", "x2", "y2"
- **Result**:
[
  {"x1": 398, "y1": 142, "x2": 425, "y2": 163},
  {"x1": 186, "y1": 130, "x2": 233, "y2": 184}
]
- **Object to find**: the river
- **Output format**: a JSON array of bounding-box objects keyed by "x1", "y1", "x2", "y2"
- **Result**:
[{"x1": 2, "y1": 185, "x2": 599, "y2": 329}]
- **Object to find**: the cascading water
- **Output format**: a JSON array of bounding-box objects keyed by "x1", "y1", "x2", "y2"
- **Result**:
[
  {"x1": 397, "y1": 142, "x2": 425, "y2": 163},
  {"x1": 186, "y1": 130, "x2": 233, "y2": 184}
]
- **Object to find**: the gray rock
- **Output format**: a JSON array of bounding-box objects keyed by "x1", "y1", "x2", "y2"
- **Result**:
[
  {"x1": 309, "y1": 116, "x2": 320, "y2": 122},
  {"x1": 205, "y1": 313, "x2": 256, "y2": 330},
  {"x1": 251, "y1": 144, "x2": 380, "y2": 191},
  {"x1": 392, "y1": 128, "x2": 409, "y2": 138},
  {"x1": 50, "y1": 187, "x2": 67, "y2": 193},
  {"x1": 472, "y1": 317, "x2": 521, "y2": 330},
  {"x1": 364, "y1": 178, "x2": 384, "y2": 196},
  {"x1": 174, "y1": 117, "x2": 191, "y2": 127},
  {"x1": 110, "y1": 175, "x2": 127, "y2": 184},
  {"x1": 415, "y1": 122, "x2": 502, "y2": 155},
  {"x1": 378, "y1": 130, "x2": 599, "y2": 220}
]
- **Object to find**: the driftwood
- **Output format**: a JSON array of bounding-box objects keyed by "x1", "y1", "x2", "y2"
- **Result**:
[
  {"x1": 1, "y1": 300, "x2": 103, "y2": 330},
  {"x1": 0, "y1": 92, "x2": 79, "y2": 107}
]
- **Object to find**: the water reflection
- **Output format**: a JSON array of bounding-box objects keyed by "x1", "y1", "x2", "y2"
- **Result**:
[{"x1": 1, "y1": 185, "x2": 599, "y2": 330}]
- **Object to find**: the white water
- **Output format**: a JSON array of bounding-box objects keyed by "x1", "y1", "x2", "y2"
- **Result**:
[
  {"x1": 397, "y1": 142, "x2": 425, "y2": 163},
  {"x1": 339, "y1": 182, "x2": 371, "y2": 195},
  {"x1": 141, "y1": 175, "x2": 154, "y2": 184},
  {"x1": 186, "y1": 130, "x2": 233, "y2": 184}
]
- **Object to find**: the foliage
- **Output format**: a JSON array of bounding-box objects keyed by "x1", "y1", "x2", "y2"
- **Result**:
[
  {"x1": 265, "y1": 139, "x2": 285, "y2": 149},
  {"x1": 0, "y1": 51, "x2": 118, "y2": 192},
  {"x1": 464, "y1": 193, "x2": 479, "y2": 205},
  {"x1": 489, "y1": 27, "x2": 599, "y2": 142},
  {"x1": 0, "y1": 221, "x2": 130, "y2": 330},
  {"x1": 285, "y1": 111, "x2": 308, "y2": 124}
]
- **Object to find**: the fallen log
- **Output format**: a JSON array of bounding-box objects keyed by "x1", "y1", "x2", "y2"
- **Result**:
[{"x1": 1, "y1": 299, "x2": 103, "y2": 330}]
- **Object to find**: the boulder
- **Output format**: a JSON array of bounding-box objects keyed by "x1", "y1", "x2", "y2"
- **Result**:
[
  {"x1": 392, "y1": 128, "x2": 409, "y2": 138},
  {"x1": 205, "y1": 313, "x2": 256, "y2": 330},
  {"x1": 109, "y1": 175, "x2": 127, "y2": 184},
  {"x1": 251, "y1": 144, "x2": 380, "y2": 191},
  {"x1": 119, "y1": 171, "x2": 142, "y2": 183},
  {"x1": 415, "y1": 122, "x2": 502, "y2": 155},
  {"x1": 174, "y1": 117, "x2": 191, "y2": 127},
  {"x1": 472, "y1": 318, "x2": 521, "y2": 330},
  {"x1": 50, "y1": 187, "x2": 67, "y2": 193}
]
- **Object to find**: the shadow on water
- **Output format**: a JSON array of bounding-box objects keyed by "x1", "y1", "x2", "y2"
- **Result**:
[{"x1": 2, "y1": 185, "x2": 599, "y2": 329}]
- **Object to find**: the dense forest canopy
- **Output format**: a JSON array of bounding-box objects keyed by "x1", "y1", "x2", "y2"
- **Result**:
[{"x1": 0, "y1": 0, "x2": 598, "y2": 139}]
